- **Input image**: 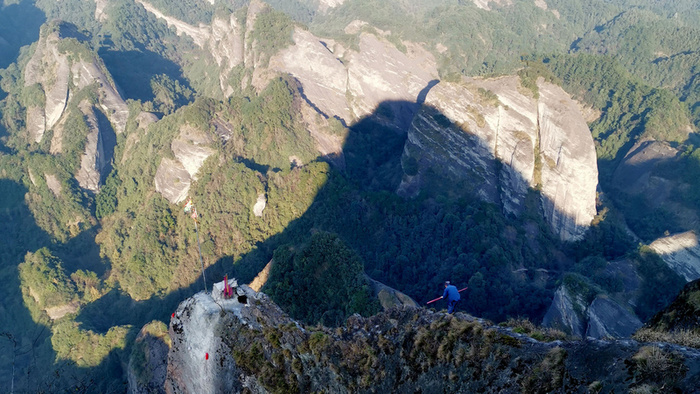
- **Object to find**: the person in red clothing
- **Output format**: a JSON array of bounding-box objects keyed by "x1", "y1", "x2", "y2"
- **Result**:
[{"x1": 442, "y1": 281, "x2": 461, "y2": 314}]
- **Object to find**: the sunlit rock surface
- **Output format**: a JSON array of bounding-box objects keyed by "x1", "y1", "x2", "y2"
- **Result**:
[
  {"x1": 650, "y1": 231, "x2": 700, "y2": 282},
  {"x1": 155, "y1": 126, "x2": 215, "y2": 204}
]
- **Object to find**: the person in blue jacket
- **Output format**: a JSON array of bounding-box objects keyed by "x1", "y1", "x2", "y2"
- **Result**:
[{"x1": 442, "y1": 281, "x2": 461, "y2": 314}]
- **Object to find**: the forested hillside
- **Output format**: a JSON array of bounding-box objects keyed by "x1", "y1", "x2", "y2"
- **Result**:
[{"x1": 1, "y1": 0, "x2": 699, "y2": 391}]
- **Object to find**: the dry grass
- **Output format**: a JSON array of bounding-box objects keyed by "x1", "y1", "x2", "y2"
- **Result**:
[
  {"x1": 502, "y1": 318, "x2": 567, "y2": 342},
  {"x1": 633, "y1": 327, "x2": 700, "y2": 349}
]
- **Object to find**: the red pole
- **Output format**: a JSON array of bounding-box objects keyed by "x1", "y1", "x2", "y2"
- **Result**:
[{"x1": 426, "y1": 287, "x2": 468, "y2": 305}]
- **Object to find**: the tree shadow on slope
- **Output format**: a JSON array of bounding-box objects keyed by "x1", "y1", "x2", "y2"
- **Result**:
[
  {"x1": 0, "y1": 0, "x2": 46, "y2": 69},
  {"x1": 0, "y1": 180, "x2": 55, "y2": 392},
  {"x1": 99, "y1": 48, "x2": 189, "y2": 104},
  {"x1": 217, "y1": 95, "x2": 584, "y2": 324}
]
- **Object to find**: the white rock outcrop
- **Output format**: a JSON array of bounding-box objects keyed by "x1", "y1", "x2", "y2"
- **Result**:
[
  {"x1": 253, "y1": 194, "x2": 267, "y2": 217},
  {"x1": 345, "y1": 33, "x2": 439, "y2": 122},
  {"x1": 154, "y1": 158, "x2": 192, "y2": 204},
  {"x1": 650, "y1": 231, "x2": 700, "y2": 282},
  {"x1": 537, "y1": 82, "x2": 598, "y2": 241},
  {"x1": 155, "y1": 126, "x2": 215, "y2": 204},
  {"x1": 272, "y1": 27, "x2": 350, "y2": 121}
]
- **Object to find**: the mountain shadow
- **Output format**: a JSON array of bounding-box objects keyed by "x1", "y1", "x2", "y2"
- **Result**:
[
  {"x1": 99, "y1": 48, "x2": 190, "y2": 103},
  {"x1": 210, "y1": 87, "x2": 594, "y2": 325},
  {"x1": 66, "y1": 81, "x2": 651, "y2": 390},
  {"x1": 0, "y1": 0, "x2": 46, "y2": 69},
  {"x1": 0, "y1": 180, "x2": 54, "y2": 392}
]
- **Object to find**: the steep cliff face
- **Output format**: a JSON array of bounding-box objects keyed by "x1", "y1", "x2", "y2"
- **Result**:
[
  {"x1": 24, "y1": 30, "x2": 129, "y2": 136},
  {"x1": 543, "y1": 259, "x2": 645, "y2": 339},
  {"x1": 650, "y1": 231, "x2": 700, "y2": 282},
  {"x1": 75, "y1": 102, "x2": 108, "y2": 192},
  {"x1": 542, "y1": 286, "x2": 587, "y2": 338},
  {"x1": 612, "y1": 140, "x2": 699, "y2": 237},
  {"x1": 133, "y1": 5, "x2": 597, "y2": 240},
  {"x1": 586, "y1": 296, "x2": 642, "y2": 339},
  {"x1": 161, "y1": 282, "x2": 700, "y2": 393},
  {"x1": 23, "y1": 25, "x2": 131, "y2": 193},
  {"x1": 400, "y1": 77, "x2": 598, "y2": 241}
]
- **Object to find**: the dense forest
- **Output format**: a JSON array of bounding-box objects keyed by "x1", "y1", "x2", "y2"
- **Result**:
[{"x1": 0, "y1": 0, "x2": 699, "y2": 391}]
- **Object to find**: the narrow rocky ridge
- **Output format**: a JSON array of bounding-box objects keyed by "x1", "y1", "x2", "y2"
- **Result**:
[{"x1": 161, "y1": 280, "x2": 700, "y2": 393}]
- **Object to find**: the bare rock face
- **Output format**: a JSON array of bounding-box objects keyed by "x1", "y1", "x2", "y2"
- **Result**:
[
  {"x1": 26, "y1": 106, "x2": 46, "y2": 143},
  {"x1": 318, "y1": 0, "x2": 345, "y2": 12},
  {"x1": 136, "y1": 0, "x2": 210, "y2": 47},
  {"x1": 650, "y1": 231, "x2": 700, "y2": 282},
  {"x1": 271, "y1": 25, "x2": 438, "y2": 140},
  {"x1": 543, "y1": 260, "x2": 645, "y2": 340},
  {"x1": 75, "y1": 102, "x2": 107, "y2": 192},
  {"x1": 272, "y1": 27, "x2": 350, "y2": 122},
  {"x1": 586, "y1": 296, "x2": 642, "y2": 339},
  {"x1": 345, "y1": 33, "x2": 439, "y2": 125},
  {"x1": 613, "y1": 140, "x2": 678, "y2": 197},
  {"x1": 70, "y1": 58, "x2": 129, "y2": 134},
  {"x1": 542, "y1": 286, "x2": 587, "y2": 338},
  {"x1": 24, "y1": 35, "x2": 70, "y2": 130},
  {"x1": 155, "y1": 158, "x2": 191, "y2": 204},
  {"x1": 366, "y1": 276, "x2": 418, "y2": 310},
  {"x1": 611, "y1": 140, "x2": 698, "y2": 233},
  {"x1": 155, "y1": 126, "x2": 215, "y2": 204},
  {"x1": 401, "y1": 77, "x2": 598, "y2": 241},
  {"x1": 253, "y1": 194, "x2": 266, "y2": 217},
  {"x1": 536, "y1": 82, "x2": 598, "y2": 241},
  {"x1": 45, "y1": 173, "x2": 62, "y2": 196},
  {"x1": 128, "y1": 322, "x2": 170, "y2": 394},
  {"x1": 94, "y1": 0, "x2": 109, "y2": 22},
  {"x1": 166, "y1": 280, "x2": 288, "y2": 393},
  {"x1": 24, "y1": 29, "x2": 129, "y2": 136},
  {"x1": 135, "y1": 111, "x2": 159, "y2": 130}
]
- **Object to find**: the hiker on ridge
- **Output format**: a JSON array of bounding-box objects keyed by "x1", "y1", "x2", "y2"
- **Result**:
[{"x1": 442, "y1": 281, "x2": 460, "y2": 314}]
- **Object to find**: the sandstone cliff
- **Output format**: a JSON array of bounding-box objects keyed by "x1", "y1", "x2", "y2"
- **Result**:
[
  {"x1": 75, "y1": 102, "x2": 108, "y2": 192},
  {"x1": 154, "y1": 125, "x2": 215, "y2": 204},
  {"x1": 24, "y1": 28, "x2": 129, "y2": 136},
  {"x1": 543, "y1": 259, "x2": 645, "y2": 339},
  {"x1": 650, "y1": 231, "x2": 700, "y2": 282},
  {"x1": 128, "y1": 9, "x2": 598, "y2": 242},
  {"x1": 158, "y1": 280, "x2": 700, "y2": 393},
  {"x1": 399, "y1": 77, "x2": 598, "y2": 241},
  {"x1": 23, "y1": 25, "x2": 131, "y2": 193}
]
